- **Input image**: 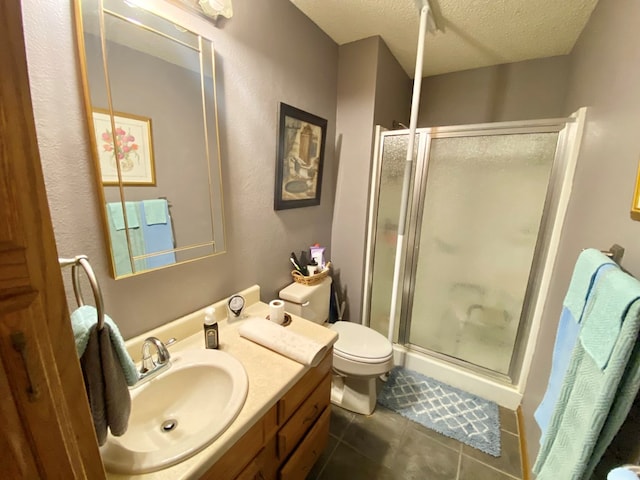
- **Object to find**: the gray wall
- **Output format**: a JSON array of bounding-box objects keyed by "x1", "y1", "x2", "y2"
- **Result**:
[
  {"x1": 22, "y1": 0, "x2": 338, "y2": 339},
  {"x1": 331, "y1": 36, "x2": 410, "y2": 323},
  {"x1": 418, "y1": 55, "x2": 570, "y2": 127},
  {"x1": 374, "y1": 40, "x2": 412, "y2": 130},
  {"x1": 521, "y1": 0, "x2": 640, "y2": 465},
  {"x1": 331, "y1": 37, "x2": 378, "y2": 322}
]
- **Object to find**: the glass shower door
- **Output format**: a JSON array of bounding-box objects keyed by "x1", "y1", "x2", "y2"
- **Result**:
[
  {"x1": 366, "y1": 132, "x2": 421, "y2": 340},
  {"x1": 407, "y1": 132, "x2": 558, "y2": 375}
]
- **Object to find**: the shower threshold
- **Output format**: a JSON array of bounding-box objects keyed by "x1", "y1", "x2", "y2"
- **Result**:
[{"x1": 391, "y1": 343, "x2": 522, "y2": 409}]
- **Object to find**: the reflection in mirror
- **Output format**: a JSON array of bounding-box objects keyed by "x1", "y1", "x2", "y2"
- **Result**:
[{"x1": 75, "y1": 0, "x2": 226, "y2": 278}]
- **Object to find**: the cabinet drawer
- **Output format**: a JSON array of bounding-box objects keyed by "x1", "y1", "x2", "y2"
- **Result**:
[
  {"x1": 236, "y1": 436, "x2": 278, "y2": 480},
  {"x1": 278, "y1": 374, "x2": 330, "y2": 461},
  {"x1": 278, "y1": 349, "x2": 332, "y2": 424},
  {"x1": 204, "y1": 403, "x2": 277, "y2": 480},
  {"x1": 279, "y1": 406, "x2": 330, "y2": 480},
  {"x1": 235, "y1": 455, "x2": 262, "y2": 480}
]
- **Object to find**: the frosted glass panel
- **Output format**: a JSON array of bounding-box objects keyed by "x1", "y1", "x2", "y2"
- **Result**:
[
  {"x1": 409, "y1": 133, "x2": 557, "y2": 374},
  {"x1": 368, "y1": 134, "x2": 416, "y2": 340}
]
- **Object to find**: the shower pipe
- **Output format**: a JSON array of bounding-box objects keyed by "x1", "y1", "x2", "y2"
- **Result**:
[{"x1": 387, "y1": 1, "x2": 435, "y2": 342}]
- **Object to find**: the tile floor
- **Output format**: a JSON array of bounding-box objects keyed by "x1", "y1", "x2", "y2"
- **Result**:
[{"x1": 308, "y1": 404, "x2": 524, "y2": 480}]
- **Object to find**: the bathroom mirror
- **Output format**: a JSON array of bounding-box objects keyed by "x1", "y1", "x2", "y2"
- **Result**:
[{"x1": 74, "y1": 0, "x2": 226, "y2": 278}]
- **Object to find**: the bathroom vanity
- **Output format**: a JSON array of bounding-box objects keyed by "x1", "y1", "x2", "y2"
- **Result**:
[
  {"x1": 202, "y1": 349, "x2": 332, "y2": 479},
  {"x1": 108, "y1": 285, "x2": 338, "y2": 480}
]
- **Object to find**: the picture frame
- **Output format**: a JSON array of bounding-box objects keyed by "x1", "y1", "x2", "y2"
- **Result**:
[
  {"x1": 92, "y1": 109, "x2": 156, "y2": 185},
  {"x1": 274, "y1": 103, "x2": 327, "y2": 210}
]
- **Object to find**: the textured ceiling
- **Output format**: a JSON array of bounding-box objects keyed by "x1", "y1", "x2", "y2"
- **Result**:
[{"x1": 289, "y1": 0, "x2": 599, "y2": 77}]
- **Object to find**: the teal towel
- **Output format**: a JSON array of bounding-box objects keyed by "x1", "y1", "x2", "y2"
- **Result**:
[
  {"x1": 533, "y1": 268, "x2": 640, "y2": 480},
  {"x1": 588, "y1": 334, "x2": 640, "y2": 478},
  {"x1": 71, "y1": 305, "x2": 138, "y2": 386},
  {"x1": 107, "y1": 202, "x2": 141, "y2": 230},
  {"x1": 563, "y1": 248, "x2": 615, "y2": 321},
  {"x1": 142, "y1": 199, "x2": 168, "y2": 225},
  {"x1": 580, "y1": 269, "x2": 640, "y2": 370},
  {"x1": 106, "y1": 202, "x2": 147, "y2": 276},
  {"x1": 81, "y1": 323, "x2": 131, "y2": 445}
]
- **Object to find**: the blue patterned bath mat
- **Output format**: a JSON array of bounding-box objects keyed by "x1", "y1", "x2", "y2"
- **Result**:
[{"x1": 378, "y1": 366, "x2": 501, "y2": 457}]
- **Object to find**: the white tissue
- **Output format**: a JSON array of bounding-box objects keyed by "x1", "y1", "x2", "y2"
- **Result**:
[
  {"x1": 269, "y1": 299, "x2": 285, "y2": 324},
  {"x1": 238, "y1": 318, "x2": 328, "y2": 367}
]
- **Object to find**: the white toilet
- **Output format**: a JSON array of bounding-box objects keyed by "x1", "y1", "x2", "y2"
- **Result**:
[{"x1": 279, "y1": 277, "x2": 393, "y2": 415}]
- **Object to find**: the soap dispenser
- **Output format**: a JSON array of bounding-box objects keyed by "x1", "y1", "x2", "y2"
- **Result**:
[{"x1": 203, "y1": 307, "x2": 219, "y2": 349}]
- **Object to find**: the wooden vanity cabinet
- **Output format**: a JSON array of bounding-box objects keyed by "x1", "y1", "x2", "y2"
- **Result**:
[{"x1": 202, "y1": 349, "x2": 333, "y2": 480}]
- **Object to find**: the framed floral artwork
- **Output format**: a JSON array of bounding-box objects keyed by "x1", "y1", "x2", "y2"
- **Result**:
[
  {"x1": 274, "y1": 103, "x2": 327, "y2": 210},
  {"x1": 92, "y1": 109, "x2": 156, "y2": 185}
]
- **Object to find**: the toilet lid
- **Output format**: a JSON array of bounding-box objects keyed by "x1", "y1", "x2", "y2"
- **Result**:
[{"x1": 329, "y1": 321, "x2": 393, "y2": 363}]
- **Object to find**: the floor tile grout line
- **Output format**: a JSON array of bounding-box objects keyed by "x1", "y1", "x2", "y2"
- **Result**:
[
  {"x1": 313, "y1": 436, "x2": 341, "y2": 480},
  {"x1": 460, "y1": 451, "x2": 523, "y2": 480},
  {"x1": 404, "y1": 420, "x2": 483, "y2": 454},
  {"x1": 455, "y1": 444, "x2": 463, "y2": 480},
  {"x1": 315, "y1": 411, "x2": 354, "y2": 480},
  {"x1": 329, "y1": 405, "x2": 522, "y2": 479}
]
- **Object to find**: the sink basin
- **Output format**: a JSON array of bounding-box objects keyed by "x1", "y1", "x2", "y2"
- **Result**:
[{"x1": 100, "y1": 348, "x2": 248, "y2": 474}]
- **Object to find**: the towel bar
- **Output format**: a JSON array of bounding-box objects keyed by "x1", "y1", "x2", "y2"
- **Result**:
[
  {"x1": 59, "y1": 255, "x2": 105, "y2": 330},
  {"x1": 601, "y1": 244, "x2": 625, "y2": 265}
]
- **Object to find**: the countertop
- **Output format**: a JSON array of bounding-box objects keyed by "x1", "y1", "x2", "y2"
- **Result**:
[{"x1": 105, "y1": 285, "x2": 338, "y2": 480}]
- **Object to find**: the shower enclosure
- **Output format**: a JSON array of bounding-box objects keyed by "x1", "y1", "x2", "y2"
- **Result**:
[{"x1": 363, "y1": 112, "x2": 585, "y2": 404}]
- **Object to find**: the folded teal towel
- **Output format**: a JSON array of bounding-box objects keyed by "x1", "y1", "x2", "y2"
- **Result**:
[
  {"x1": 107, "y1": 202, "x2": 141, "y2": 230},
  {"x1": 563, "y1": 248, "x2": 616, "y2": 321},
  {"x1": 106, "y1": 203, "x2": 147, "y2": 276},
  {"x1": 580, "y1": 269, "x2": 640, "y2": 370},
  {"x1": 534, "y1": 272, "x2": 640, "y2": 479},
  {"x1": 142, "y1": 199, "x2": 168, "y2": 225},
  {"x1": 71, "y1": 305, "x2": 138, "y2": 386}
]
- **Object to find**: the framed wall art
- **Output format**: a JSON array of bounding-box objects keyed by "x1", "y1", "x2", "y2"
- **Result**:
[
  {"x1": 274, "y1": 102, "x2": 327, "y2": 210},
  {"x1": 92, "y1": 109, "x2": 156, "y2": 185},
  {"x1": 631, "y1": 156, "x2": 640, "y2": 220}
]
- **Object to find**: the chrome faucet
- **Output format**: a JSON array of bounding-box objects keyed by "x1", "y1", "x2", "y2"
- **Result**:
[{"x1": 133, "y1": 337, "x2": 175, "y2": 387}]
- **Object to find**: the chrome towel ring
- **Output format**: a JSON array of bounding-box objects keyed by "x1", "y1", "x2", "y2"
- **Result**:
[{"x1": 59, "y1": 255, "x2": 105, "y2": 330}]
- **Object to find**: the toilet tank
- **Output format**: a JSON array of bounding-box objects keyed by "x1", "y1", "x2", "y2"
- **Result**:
[{"x1": 279, "y1": 277, "x2": 332, "y2": 324}]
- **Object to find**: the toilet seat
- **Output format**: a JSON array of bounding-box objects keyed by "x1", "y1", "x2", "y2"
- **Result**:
[{"x1": 330, "y1": 321, "x2": 393, "y2": 364}]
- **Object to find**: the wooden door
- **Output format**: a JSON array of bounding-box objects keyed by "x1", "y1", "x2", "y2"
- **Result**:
[{"x1": 0, "y1": 0, "x2": 105, "y2": 477}]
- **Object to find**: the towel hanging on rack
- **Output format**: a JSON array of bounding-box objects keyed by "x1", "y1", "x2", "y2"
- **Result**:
[
  {"x1": 71, "y1": 305, "x2": 138, "y2": 386},
  {"x1": 534, "y1": 266, "x2": 640, "y2": 479},
  {"x1": 60, "y1": 255, "x2": 137, "y2": 444}
]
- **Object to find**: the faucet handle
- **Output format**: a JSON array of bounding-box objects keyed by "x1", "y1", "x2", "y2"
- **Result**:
[
  {"x1": 133, "y1": 337, "x2": 175, "y2": 387},
  {"x1": 140, "y1": 336, "x2": 172, "y2": 373},
  {"x1": 140, "y1": 341, "x2": 156, "y2": 373}
]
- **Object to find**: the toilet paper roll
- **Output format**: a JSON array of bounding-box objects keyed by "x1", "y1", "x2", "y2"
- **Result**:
[{"x1": 269, "y1": 299, "x2": 285, "y2": 324}]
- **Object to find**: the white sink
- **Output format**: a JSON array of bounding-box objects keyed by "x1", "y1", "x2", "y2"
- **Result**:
[{"x1": 100, "y1": 348, "x2": 249, "y2": 474}]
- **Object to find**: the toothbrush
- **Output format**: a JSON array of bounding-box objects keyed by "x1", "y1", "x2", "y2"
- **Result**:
[{"x1": 290, "y1": 256, "x2": 303, "y2": 273}]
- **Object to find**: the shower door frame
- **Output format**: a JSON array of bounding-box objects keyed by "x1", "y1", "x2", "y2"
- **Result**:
[{"x1": 363, "y1": 115, "x2": 581, "y2": 386}]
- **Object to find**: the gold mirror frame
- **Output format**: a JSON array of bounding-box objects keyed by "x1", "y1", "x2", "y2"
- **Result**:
[{"x1": 73, "y1": 0, "x2": 226, "y2": 278}]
